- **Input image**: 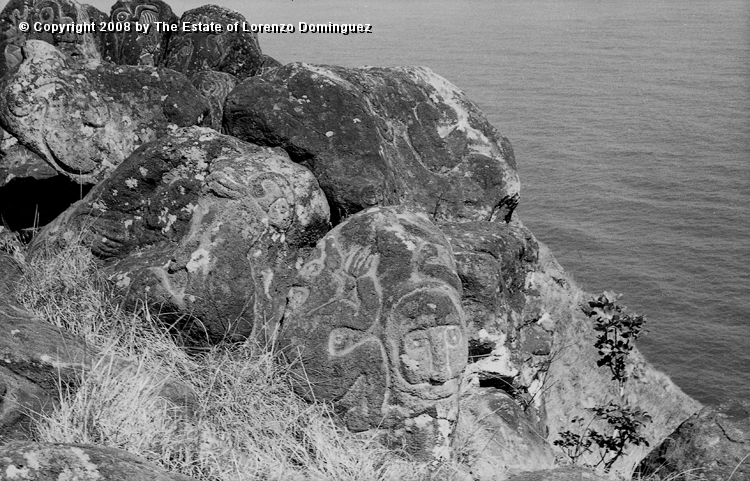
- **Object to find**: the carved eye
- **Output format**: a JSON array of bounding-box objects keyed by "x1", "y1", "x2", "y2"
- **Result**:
[
  {"x1": 39, "y1": 7, "x2": 55, "y2": 24},
  {"x1": 114, "y1": 10, "x2": 131, "y2": 22},
  {"x1": 403, "y1": 331, "x2": 430, "y2": 359}
]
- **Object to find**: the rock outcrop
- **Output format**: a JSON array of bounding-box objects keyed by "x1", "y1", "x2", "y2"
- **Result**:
[
  {"x1": 0, "y1": 254, "x2": 196, "y2": 442},
  {"x1": 520, "y1": 243, "x2": 702, "y2": 477},
  {"x1": 0, "y1": 3, "x2": 710, "y2": 478},
  {"x1": 0, "y1": 442, "x2": 196, "y2": 480},
  {"x1": 165, "y1": 5, "x2": 264, "y2": 79},
  {"x1": 102, "y1": 0, "x2": 177, "y2": 67},
  {"x1": 31, "y1": 127, "x2": 330, "y2": 342},
  {"x1": 442, "y1": 221, "x2": 543, "y2": 397},
  {"x1": 0, "y1": 40, "x2": 210, "y2": 185},
  {"x1": 638, "y1": 400, "x2": 750, "y2": 481},
  {"x1": 279, "y1": 206, "x2": 467, "y2": 460},
  {"x1": 224, "y1": 63, "x2": 520, "y2": 224},
  {"x1": 0, "y1": 0, "x2": 101, "y2": 77}
]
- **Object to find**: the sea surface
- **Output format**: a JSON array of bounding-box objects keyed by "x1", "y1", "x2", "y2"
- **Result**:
[{"x1": 88, "y1": 0, "x2": 749, "y2": 406}]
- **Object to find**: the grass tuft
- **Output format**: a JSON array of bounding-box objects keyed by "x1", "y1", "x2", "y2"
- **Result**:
[{"x1": 15, "y1": 237, "x2": 443, "y2": 480}]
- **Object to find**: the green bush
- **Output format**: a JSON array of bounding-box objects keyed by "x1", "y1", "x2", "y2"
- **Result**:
[
  {"x1": 555, "y1": 292, "x2": 651, "y2": 473},
  {"x1": 585, "y1": 291, "x2": 646, "y2": 386}
]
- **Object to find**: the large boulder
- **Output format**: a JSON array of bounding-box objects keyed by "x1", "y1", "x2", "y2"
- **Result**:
[
  {"x1": 279, "y1": 206, "x2": 467, "y2": 461},
  {"x1": 102, "y1": 0, "x2": 177, "y2": 66},
  {"x1": 224, "y1": 63, "x2": 520, "y2": 224},
  {"x1": 0, "y1": 40, "x2": 210, "y2": 184},
  {"x1": 638, "y1": 400, "x2": 750, "y2": 481},
  {"x1": 0, "y1": 0, "x2": 101, "y2": 77},
  {"x1": 31, "y1": 127, "x2": 330, "y2": 342},
  {"x1": 0, "y1": 442, "x2": 196, "y2": 480},
  {"x1": 164, "y1": 5, "x2": 264, "y2": 80}
]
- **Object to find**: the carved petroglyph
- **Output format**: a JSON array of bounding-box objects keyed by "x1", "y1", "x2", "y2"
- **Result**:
[
  {"x1": 164, "y1": 5, "x2": 263, "y2": 79},
  {"x1": 225, "y1": 63, "x2": 521, "y2": 223},
  {"x1": 166, "y1": 15, "x2": 230, "y2": 73},
  {"x1": 109, "y1": 3, "x2": 160, "y2": 65},
  {"x1": 32, "y1": 127, "x2": 329, "y2": 341},
  {"x1": 0, "y1": 40, "x2": 209, "y2": 184},
  {"x1": 280, "y1": 206, "x2": 467, "y2": 459},
  {"x1": 190, "y1": 70, "x2": 238, "y2": 131},
  {"x1": 0, "y1": 0, "x2": 100, "y2": 77},
  {"x1": 103, "y1": 0, "x2": 174, "y2": 66}
]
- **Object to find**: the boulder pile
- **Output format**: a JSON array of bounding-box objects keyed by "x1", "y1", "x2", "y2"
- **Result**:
[{"x1": 0, "y1": 0, "x2": 706, "y2": 479}]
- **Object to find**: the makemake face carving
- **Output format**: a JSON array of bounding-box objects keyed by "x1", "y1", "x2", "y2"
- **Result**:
[{"x1": 281, "y1": 207, "x2": 468, "y2": 440}]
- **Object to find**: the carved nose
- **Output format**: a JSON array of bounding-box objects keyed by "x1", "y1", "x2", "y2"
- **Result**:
[{"x1": 428, "y1": 328, "x2": 452, "y2": 384}]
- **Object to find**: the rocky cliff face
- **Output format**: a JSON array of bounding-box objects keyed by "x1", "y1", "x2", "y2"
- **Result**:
[{"x1": 0, "y1": 0, "x2": 707, "y2": 478}]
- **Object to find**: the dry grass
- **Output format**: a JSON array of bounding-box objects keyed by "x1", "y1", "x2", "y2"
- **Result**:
[
  {"x1": 13, "y1": 236, "x2": 702, "y2": 481},
  {"x1": 15, "y1": 239, "x2": 444, "y2": 480}
]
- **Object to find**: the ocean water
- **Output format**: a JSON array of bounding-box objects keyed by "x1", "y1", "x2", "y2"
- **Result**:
[{"x1": 89, "y1": 0, "x2": 750, "y2": 406}]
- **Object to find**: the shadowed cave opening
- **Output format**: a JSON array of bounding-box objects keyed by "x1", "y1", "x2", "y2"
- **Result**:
[{"x1": 0, "y1": 175, "x2": 93, "y2": 242}]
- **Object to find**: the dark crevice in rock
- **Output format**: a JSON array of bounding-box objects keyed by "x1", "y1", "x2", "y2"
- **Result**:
[
  {"x1": 0, "y1": 175, "x2": 92, "y2": 240},
  {"x1": 468, "y1": 339, "x2": 495, "y2": 362},
  {"x1": 478, "y1": 377, "x2": 517, "y2": 396}
]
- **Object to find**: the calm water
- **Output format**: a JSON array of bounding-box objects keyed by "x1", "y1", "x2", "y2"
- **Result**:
[{"x1": 89, "y1": 0, "x2": 749, "y2": 406}]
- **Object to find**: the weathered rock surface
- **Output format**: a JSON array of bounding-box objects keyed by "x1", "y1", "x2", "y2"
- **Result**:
[
  {"x1": 279, "y1": 206, "x2": 467, "y2": 460},
  {"x1": 0, "y1": 129, "x2": 57, "y2": 188},
  {"x1": 257, "y1": 53, "x2": 282, "y2": 74},
  {"x1": 32, "y1": 127, "x2": 330, "y2": 342},
  {"x1": 455, "y1": 387, "x2": 557, "y2": 479},
  {"x1": 0, "y1": 254, "x2": 196, "y2": 441},
  {"x1": 0, "y1": 441, "x2": 196, "y2": 480},
  {"x1": 524, "y1": 242, "x2": 702, "y2": 477},
  {"x1": 0, "y1": 40, "x2": 210, "y2": 184},
  {"x1": 165, "y1": 5, "x2": 264, "y2": 79},
  {"x1": 190, "y1": 70, "x2": 238, "y2": 132},
  {"x1": 0, "y1": 0, "x2": 101, "y2": 78},
  {"x1": 225, "y1": 63, "x2": 520, "y2": 224},
  {"x1": 442, "y1": 221, "x2": 542, "y2": 389},
  {"x1": 103, "y1": 0, "x2": 177, "y2": 66},
  {"x1": 443, "y1": 221, "x2": 538, "y2": 334},
  {"x1": 638, "y1": 400, "x2": 750, "y2": 481}
]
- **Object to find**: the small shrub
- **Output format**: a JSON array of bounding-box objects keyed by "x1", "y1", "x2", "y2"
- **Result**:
[
  {"x1": 555, "y1": 292, "x2": 651, "y2": 473},
  {"x1": 553, "y1": 416, "x2": 593, "y2": 464},
  {"x1": 585, "y1": 291, "x2": 646, "y2": 386},
  {"x1": 555, "y1": 402, "x2": 651, "y2": 472}
]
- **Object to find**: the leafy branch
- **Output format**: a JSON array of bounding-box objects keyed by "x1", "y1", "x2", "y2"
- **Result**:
[
  {"x1": 584, "y1": 291, "x2": 646, "y2": 389},
  {"x1": 555, "y1": 292, "x2": 651, "y2": 472}
]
